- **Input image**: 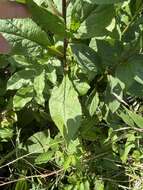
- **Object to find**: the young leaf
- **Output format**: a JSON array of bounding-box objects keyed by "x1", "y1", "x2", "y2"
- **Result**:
[{"x1": 49, "y1": 75, "x2": 82, "y2": 142}]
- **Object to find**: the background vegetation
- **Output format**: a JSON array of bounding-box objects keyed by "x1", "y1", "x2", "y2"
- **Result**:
[{"x1": 0, "y1": 0, "x2": 143, "y2": 189}]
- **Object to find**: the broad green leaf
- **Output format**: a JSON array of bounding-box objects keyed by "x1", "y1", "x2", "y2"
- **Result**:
[
  {"x1": 95, "y1": 180, "x2": 104, "y2": 190},
  {"x1": 35, "y1": 151, "x2": 54, "y2": 165},
  {"x1": 71, "y1": 0, "x2": 97, "y2": 31},
  {"x1": 49, "y1": 75, "x2": 82, "y2": 141},
  {"x1": 105, "y1": 75, "x2": 125, "y2": 113},
  {"x1": 0, "y1": 19, "x2": 51, "y2": 55},
  {"x1": 25, "y1": 130, "x2": 51, "y2": 154},
  {"x1": 7, "y1": 69, "x2": 35, "y2": 90},
  {"x1": 27, "y1": 0, "x2": 65, "y2": 37},
  {"x1": 92, "y1": 39, "x2": 123, "y2": 68},
  {"x1": 34, "y1": 69, "x2": 45, "y2": 106},
  {"x1": 73, "y1": 80, "x2": 90, "y2": 96},
  {"x1": 71, "y1": 43, "x2": 100, "y2": 80},
  {"x1": 76, "y1": 5, "x2": 115, "y2": 39},
  {"x1": 13, "y1": 86, "x2": 33, "y2": 110},
  {"x1": 116, "y1": 55, "x2": 143, "y2": 96},
  {"x1": 0, "y1": 128, "x2": 13, "y2": 141}
]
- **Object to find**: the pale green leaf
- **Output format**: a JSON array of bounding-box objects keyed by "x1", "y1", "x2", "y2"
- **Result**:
[
  {"x1": 88, "y1": 92, "x2": 99, "y2": 116},
  {"x1": 7, "y1": 69, "x2": 35, "y2": 90},
  {"x1": 35, "y1": 151, "x2": 54, "y2": 165},
  {"x1": 34, "y1": 69, "x2": 45, "y2": 106},
  {"x1": 73, "y1": 80, "x2": 90, "y2": 96},
  {"x1": 13, "y1": 86, "x2": 33, "y2": 110},
  {"x1": 25, "y1": 130, "x2": 51, "y2": 154},
  {"x1": 49, "y1": 75, "x2": 82, "y2": 141}
]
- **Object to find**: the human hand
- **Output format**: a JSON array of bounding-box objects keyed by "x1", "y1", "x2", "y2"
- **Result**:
[{"x1": 0, "y1": 1, "x2": 30, "y2": 54}]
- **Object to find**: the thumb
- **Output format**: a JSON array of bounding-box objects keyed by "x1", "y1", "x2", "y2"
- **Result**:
[
  {"x1": 0, "y1": 34, "x2": 11, "y2": 54},
  {"x1": 0, "y1": 1, "x2": 30, "y2": 18}
]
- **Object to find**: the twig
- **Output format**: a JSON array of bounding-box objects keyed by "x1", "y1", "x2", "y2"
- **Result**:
[{"x1": 0, "y1": 169, "x2": 63, "y2": 187}]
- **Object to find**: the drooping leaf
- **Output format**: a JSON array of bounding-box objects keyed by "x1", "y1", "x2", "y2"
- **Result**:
[{"x1": 49, "y1": 75, "x2": 82, "y2": 142}]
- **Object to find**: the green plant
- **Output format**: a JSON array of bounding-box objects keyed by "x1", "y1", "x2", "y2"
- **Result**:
[{"x1": 0, "y1": 0, "x2": 143, "y2": 189}]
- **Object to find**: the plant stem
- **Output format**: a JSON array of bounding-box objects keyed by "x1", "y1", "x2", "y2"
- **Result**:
[{"x1": 62, "y1": 0, "x2": 68, "y2": 71}]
